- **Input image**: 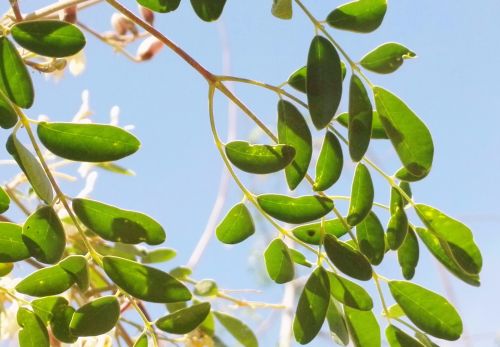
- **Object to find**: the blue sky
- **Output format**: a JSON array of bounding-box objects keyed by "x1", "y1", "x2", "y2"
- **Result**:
[{"x1": 3, "y1": 0, "x2": 500, "y2": 346}]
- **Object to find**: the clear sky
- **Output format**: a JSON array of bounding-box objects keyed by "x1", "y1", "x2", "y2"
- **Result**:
[{"x1": 3, "y1": 0, "x2": 500, "y2": 346}]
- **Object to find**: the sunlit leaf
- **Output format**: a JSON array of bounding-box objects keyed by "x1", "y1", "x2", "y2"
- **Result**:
[
  {"x1": 133, "y1": 333, "x2": 148, "y2": 347},
  {"x1": 141, "y1": 248, "x2": 176, "y2": 263},
  {"x1": 360, "y1": 43, "x2": 416, "y2": 74},
  {"x1": 0, "y1": 262, "x2": 13, "y2": 276},
  {"x1": 271, "y1": 0, "x2": 292, "y2": 19},
  {"x1": 69, "y1": 296, "x2": 119, "y2": 336},
  {"x1": 356, "y1": 211, "x2": 385, "y2": 265},
  {"x1": 0, "y1": 223, "x2": 31, "y2": 262},
  {"x1": 16, "y1": 265, "x2": 74, "y2": 296},
  {"x1": 348, "y1": 74, "x2": 372, "y2": 161},
  {"x1": 288, "y1": 62, "x2": 346, "y2": 93},
  {"x1": 326, "y1": 299, "x2": 349, "y2": 346},
  {"x1": 0, "y1": 186, "x2": 10, "y2": 213},
  {"x1": 194, "y1": 279, "x2": 218, "y2": 296},
  {"x1": 214, "y1": 311, "x2": 258, "y2": 347},
  {"x1": 386, "y1": 207, "x2": 408, "y2": 250},
  {"x1": 313, "y1": 131, "x2": 343, "y2": 191},
  {"x1": 324, "y1": 234, "x2": 372, "y2": 281},
  {"x1": 156, "y1": 302, "x2": 211, "y2": 334},
  {"x1": 292, "y1": 218, "x2": 349, "y2": 245},
  {"x1": 257, "y1": 194, "x2": 333, "y2": 224},
  {"x1": 336, "y1": 111, "x2": 388, "y2": 139},
  {"x1": 289, "y1": 249, "x2": 312, "y2": 268},
  {"x1": 326, "y1": 0, "x2": 387, "y2": 33},
  {"x1": 397, "y1": 227, "x2": 419, "y2": 280},
  {"x1": 137, "y1": 0, "x2": 180, "y2": 13},
  {"x1": 17, "y1": 307, "x2": 49, "y2": 347},
  {"x1": 347, "y1": 163, "x2": 373, "y2": 226},
  {"x1": 386, "y1": 325, "x2": 424, "y2": 347},
  {"x1": 382, "y1": 304, "x2": 405, "y2": 319},
  {"x1": 264, "y1": 238, "x2": 294, "y2": 283},
  {"x1": 328, "y1": 271, "x2": 373, "y2": 310},
  {"x1": 344, "y1": 306, "x2": 380, "y2": 347},
  {"x1": 190, "y1": 0, "x2": 226, "y2": 21},
  {"x1": 216, "y1": 203, "x2": 255, "y2": 244},
  {"x1": 59, "y1": 255, "x2": 89, "y2": 291}
]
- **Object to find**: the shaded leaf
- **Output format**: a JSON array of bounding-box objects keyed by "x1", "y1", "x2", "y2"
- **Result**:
[
  {"x1": 348, "y1": 74, "x2": 372, "y2": 161},
  {"x1": 190, "y1": 0, "x2": 226, "y2": 21},
  {"x1": 326, "y1": 299, "x2": 349, "y2": 345},
  {"x1": 313, "y1": 131, "x2": 343, "y2": 191},
  {"x1": 216, "y1": 203, "x2": 255, "y2": 244},
  {"x1": 288, "y1": 63, "x2": 346, "y2": 93},
  {"x1": 17, "y1": 307, "x2": 49, "y2": 347},
  {"x1": 289, "y1": 249, "x2": 312, "y2": 268},
  {"x1": 137, "y1": 0, "x2": 180, "y2": 13},
  {"x1": 257, "y1": 194, "x2": 333, "y2": 224},
  {"x1": 264, "y1": 238, "x2": 294, "y2": 283},
  {"x1": 51, "y1": 305, "x2": 77, "y2": 343},
  {"x1": 344, "y1": 306, "x2": 380, "y2": 347},
  {"x1": 356, "y1": 211, "x2": 385, "y2": 265},
  {"x1": 292, "y1": 218, "x2": 349, "y2": 245},
  {"x1": 59, "y1": 255, "x2": 89, "y2": 291},
  {"x1": 214, "y1": 311, "x2": 258, "y2": 347},
  {"x1": 0, "y1": 90, "x2": 17, "y2": 129},
  {"x1": 16, "y1": 265, "x2": 74, "y2": 297},
  {"x1": 0, "y1": 186, "x2": 10, "y2": 213},
  {"x1": 386, "y1": 325, "x2": 424, "y2": 347},
  {"x1": 156, "y1": 302, "x2": 211, "y2": 334},
  {"x1": 31, "y1": 296, "x2": 68, "y2": 324},
  {"x1": 69, "y1": 296, "x2": 119, "y2": 336},
  {"x1": 324, "y1": 234, "x2": 372, "y2": 281},
  {"x1": 328, "y1": 271, "x2": 373, "y2": 310},
  {"x1": 326, "y1": 0, "x2": 387, "y2": 33},
  {"x1": 386, "y1": 207, "x2": 408, "y2": 250},
  {"x1": 0, "y1": 222, "x2": 31, "y2": 262},
  {"x1": 336, "y1": 111, "x2": 387, "y2": 139},
  {"x1": 398, "y1": 226, "x2": 419, "y2": 280},
  {"x1": 347, "y1": 163, "x2": 373, "y2": 226},
  {"x1": 361, "y1": 43, "x2": 416, "y2": 74}
]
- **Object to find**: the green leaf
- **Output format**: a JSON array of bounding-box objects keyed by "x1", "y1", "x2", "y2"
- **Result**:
[
  {"x1": 225, "y1": 141, "x2": 295, "y2": 174},
  {"x1": 313, "y1": 131, "x2": 343, "y2": 191},
  {"x1": 11, "y1": 20, "x2": 86, "y2": 58},
  {"x1": 169, "y1": 266, "x2": 192, "y2": 280},
  {"x1": 415, "y1": 204, "x2": 482, "y2": 275},
  {"x1": 328, "y1": 271, "x2": 373, "y2": 310},
  {"x1": 389, "y1": 280, "x2": 463, "y2": 340},
  {"x1": 216, "y1": 203, "x2": 255, "y2": 244},
  {"x1": 59, "y1": 255, "x2": 89, "y2": 291},
  {"x1": 0, "y1": 90, "x2": 17, "y2": 129},
  {"x1": 288, "y1": 62, "x2": 346, "y2": 94},
  {"x1": 156, "y1": 302, "x2": 211, "y2": 334},
  {"x1": 22, "y1": 206, "x2": 65, "y2": 264},
  {"x1": 292, "y1": 218, "x2": 349, "y2": 245},
  {"x1": 386, "y1": 325, "x2": 424, "y2": 347},
  {"x1": 326, "y1": 300, "x2": 349, "y2": 346},
  {"x1": 141, "y1": 248, "x2": 176, "y2": 263},
  {"x1": 324, "y1": 234, "x2": 372, "y2": 281},
  {"x1": 103, "y1": 256, "x2": 191, "y2": 303},
  {"x1": 289, "y1": 249, "x2": 312, "y2": 268},
  {"x1": 347, "y1": 163, "x2": 373, "y2": 226},
  {"x1": 73, "y1": 198, "x2": 165, "y2": 245},
  {"x1": 374, "y1": 87, "x2": 434, "y2": 178},
  {"x1": 51, "y1": 305, "x2": 77, "y2": 343},
  {"x1": 137, "y1": 0, "x2": 180, "y2": 13},
  {"x1": 264, "y1": 238, "x2": 294, "y2": 283},
  {"x1": 194, "y1": 279, "x2": 218, "y2": 296},
  {"x1": 0, "y1": 186, "x2": 10, "y2": 213},
  {"x1": 326, "y1": 0, "x2": 387, "y2": 33},
  {"x1": 415, "y1": 227, "x2": 479, "y2": 286},
  {"x1": 348, "y1": 74, "x2": 372, "y2": 161},
  {"x1": 96, "y1": 162, "x2": 135, "y2": 175},
  {"x1": 31, "y1": 296, "x2": 68, "y2": 324},
  {"x1": 133, "y1": 333, "x2": 148, "y2": 347},
  {"x1": 0, "y1": 262, "x2": 13, "y2": 276},
  {"x1": 0, "y1": 37, "x2": 34, "y2": 109},
  {"x1": 344, "y1": 306, "x2": 380, "y2": 347},
  {"x1": 293, "y1": 267, "x2": 330, "y2": 344},
  {"x1": 17, "y1": 307, "x2": 49, "y2": 347},
  {"x1": 190, "y1": 0, "x2": 226, "y2": 21},
  {"x1": 69, "y1": 296, "x2": 119, "y2": 336},
  {"x1": 214, "y1": 311, "x2": 258, "y2": 347},
  {"x1": 414, "y1": 332, "x2": 439, "y2": 347},
  {"x1": 16, "y1": 265, "x2": 74, "y2": 296},
  {"x1": 307, "y1": 36, "x2": 342, "y2": 129},
  {"x1": 277, "y1": 100, "x2": 312, "y2": 190},
  {"x1": 390, "y1": 183, "x2": 411, "y2": 214},
  {"x1": 336, "y1": 111, "x2": 388, "y2": 139},
  {"x1": 356, "y1": 211, "x2": 385, "y2": 265},
  {"x1": 382, "y1": 304, "x2": 405, "y2": 319},
  {"x1": 0, "y1": 223, "x2": 31, "y2": 262},
  {"x1": 7, "y1": 135, "x2": 54, "y2": 204},
  {"x1": 386, "y1": 207, "x2": 408, "y2": 250},
  {"x1": 360, "y1": 43, "x2": 416, "y2": 74},
  {"x1": 272, "y1": 0, "x2": 292, "y2": 19},
  {"x1": 37, "y1": 122, "x2": 140, "y2": 162},
  {"x1": 257, "y1": 194, "x2": 333, "y2": 224},
  {"x1": 397, "y1": 226, "x2": 419, "y2": 280}
]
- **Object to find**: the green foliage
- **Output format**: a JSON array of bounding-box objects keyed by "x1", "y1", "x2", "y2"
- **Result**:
[
  {"x1": 326, "y1": 0, "x2": 387, "y2": 33},
  {"x1": 313, "y1": 131, "x2": 343, "y2": 191},
  {"x1": 216, "y1": 203, "x2": 255, "y2": 244},
  {"x1": 360, "y1": 43, "x2": 416, "y2": 74},
  {"x1": 156, "y1": 302, "x2": 211, "y2": 333},
  {"x1": 264, "y1": 238, "x2": 295, "y2": 283}
]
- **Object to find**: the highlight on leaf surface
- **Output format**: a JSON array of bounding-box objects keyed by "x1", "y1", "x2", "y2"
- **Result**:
[
  {"x1": 326, "y1": 0, "x2": 387, "y2": 33},
  {"x1": 216, "y1": 203, "x2": 255, "y2": 244},
  {"x1": 360, "y1": 42, "x2": 416, "y2": 74}
]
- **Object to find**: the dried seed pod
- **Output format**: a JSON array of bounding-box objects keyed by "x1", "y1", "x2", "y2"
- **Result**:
[
  {"x1": 136, "y1": 37, "x2": 163, "y2": 61},
  {"x1": 59, "y1": 3, "x2": 77, "y2": 23},
  {"x1": 139, "y1": 5, "x2": 155, "y2": 25},
  {"x1": 111, "y1": 13, "x2": 138, "y2": 36}
]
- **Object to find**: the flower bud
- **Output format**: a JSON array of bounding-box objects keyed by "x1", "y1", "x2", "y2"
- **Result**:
[
  {"x1": 136, "y1": 37, "x2": 163, "y2": 61},
  {"x1": 139, "y1": 5, "x2": 155, "y2": 25},
  {"x1": 111, "y1": 13, "x2": 138, "y2": 36}
]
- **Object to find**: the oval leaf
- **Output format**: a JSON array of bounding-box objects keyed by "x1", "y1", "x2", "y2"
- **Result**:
[
  {"x1": 336, "y1": 111, "x2": 387, "y2": 139},
  {"x1": 328, "y1": 271, "x2": 373, "y2": 310},
  {"x1": 313, "y1": 131, "x2": 343, "y2": 191},
  {"x1": 0, "y1": 90, "x2": 17, "y2": 129},
  {"x1": 0, "y1": 186, "x2": 10, "y2": 213},
  {"x1": 37, "y1": 122, "x2": 140, "y2": 162},
  {"x1": 344, "y1": 306, "x2": 380, "y2": 347},
  {"x1": 374, "y1": 87, "x2": 434, "y2": 178},
  {"x1": 257, "y1": 194, "x2": 333, "y2": 224},
  {"x1": 386, "y1": 207, "x2": 408, "y2": 250},
  {"x1": 324, "y1": 234, "x2": 372, "y2": 281},
  {"x1": 103, "y1": 256, "x2": 191, "y2": 303},
  {"x1": 293, "y1": 267, "x2": 330, "y2": 344},
  {"x1": 264, "y1": 238, "x2": 294, "y2": 284},
  {"x1": 17, "y1": 308, "x2": 49, "y2": 347},
  {"x1": 288, "y1": 63, "x2": 346, "y2": 93},
  {"x1": 23, "y1": 206, "x2": 65, "y2": 264},
  {"x1": 216, "y1": 203, "x2": 255, "y2": 244},
  {"x1": 214, "y1": 311, "x2": 258, "y2": 347},
  {"x1": 348, "y1": 74, "x2": 372, "y2": 161},
  {"x1": 59, "y1": 255, "x2": 89, "y2": 291},
  {"x1": 386, "y1": 325, "x2": 424, "y2": 347},
  {"x1": 307, "y1": 36, "x2": 342, "y2": 129},
  {"x1": 190, "y1": 0, "x2": 226, "y2": 21},
  {"x1": 156, "y1": 302, "x2": 211, "y2": 334},
  {"x1": 137, "y1": 0, "x2": 180, "y2": 13},
  {"x1": 326, "y1": 300, "x2": 350, "y2": 346},
  {"x1": 73, "y1": 198, "x2": 165, "y2": 245},
  {"x1": 272, "y1": 0, "x2": 292, "y2": 19},
  {"x1": 356, "y1": 211, "x2": 385, "y2": 265},
  {"x1": 277, "y1": 100, "x2": 312, "y2": 190},
  {"x1": 326, "y1": 0, "x2": 387, "y2": 33},
  {"x1": 12, "y1": 20, "x2": 86, "y2": 57},
  {"x1": 292, "y1": 218, "x2": 349, "y2": 245},
  {"x1": 51, "y1": 305, "x2": 77, "y2": 343},
  {"x1": 0, "y1": 223, "x2": 31, "y2": 262},
  {"x1": 397, "y1": 226, "x2": 419, "y2": 280},
  {"x1": 389, "y1": 280, "x2": 463, "y2": 340},
  {"x1": 69, "y1": 296, "x2": 119, "y2": 336},
  {"x1": 347, "y1": 163, "x2": 373, "y2": 226},
  {"x1": 360, "y1": 43, "x2": 416, "y2": 74},
  {"x1": 16, "y1": 265, "x2": 74, "y2": 296}
]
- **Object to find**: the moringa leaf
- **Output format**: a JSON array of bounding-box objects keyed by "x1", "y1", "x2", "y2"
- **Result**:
[
  {"x1": 386, "y1": 207, "x2": 408, "y2": 250},
  {"x1": 257, "y1": 194, "x2": 333, "y2": 224},
  {"x1": 324, "y1": 234, "x2": 372, "y2": 281},
  {"x1": 347, "y1": 163, "x2": 373, "y2": 226},
  {"x1": 190, "y1": 0, "x2": 226, "y2": 21},
  {"x1": 156, "y1": 302, "x2": 211, "y2": 334},
  {"x1": 326, "y1": 0, "x2": 387, "y2": 33},
  {"x1": 137, "y1": 0, "x2": 180, "y2": 13},
  {"x1": 214, "y1": 311, "x2": 258, "y2": 347},
  {"x1": 264, "y1": 238, "x2": 294, "y2": 283},
  {"x1": 386, "y1": 325, "x2": 424, "y2": 347},
  {"x1": 348, "y1": 74, "x2": 372, "y2": 161},
  {"x1": 361, "y1": 43, "x2": 416, "y2": 74},
  {"x1": 0, "y1": 223, "x2": 31, "y2": 262},
  {"x1": 59, "y1": 255, "x2": 89, "y2": 291},
  {"x1": 69, "y1": 296, "x2": 119, "y2": 336},
  {"x1": 344, "y1": 306, "x2": 380, "y2": 347},
  {"x1": 17, "y1": 307, "x2": 49, "y2": 347},
  {"x1": 356, "y1": 211, "x2": 385, "y2": 265},
  {"x1": 326, "y1": 299, "x2": 349, "y2": 346},
  {"x1": 216, "y1": 203, "x2": 255, "y2": 244},
  {"x1": 292, "y1": 218, "x2": 349, "y2": 245},
  {"x1": 288, "y1": 62, "x2": 346, "y2": 93},
  {"x1": 313, "y1": 131, "x2": 343, "y2": 191},
  {"x1": 398, "y1": 226, "x2": 419, "y2": 280},
  {"x1": 0, "y1": 186, "x2": 10, "y2": 213},
  {"x1": 16, "y1": 265, "x2": 74, "y2": 296},
  {"x1": 271, "y1": 0, "x2": 292, "y2": 19},
  {"x1": 336, "y1": 111, "x2": 388, "y2": 139},
  {"x1": 327, "y1": 271, "x2": 373, "y2": 310}
]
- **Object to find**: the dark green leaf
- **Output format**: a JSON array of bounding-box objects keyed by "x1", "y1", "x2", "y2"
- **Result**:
[
  {"x1": 271, "y1": 0, "x2": 292, "y2": 19},
  {"x1": 415, "y1": 204, "x2": 482, "y2": 275},
  {"x1": 293, "y1": 267, "x2": 330, "y2": 344},
  {"x1": 73, "y1": 198, "x2": 165, "y2": 245},
  {"x1": 374, "y1": 87, "x2": 434, "y2": 179},
  {"x1": 225, "y1": 141, "x2": 295, "y2": 174},
  {"x1": 344, "y1": 306, "x2": 380, "y2": 347},
  {"x1": 328, "y1": 271, "x2": 372, "y2": 310},
  {"x1": 386, "y1": 325, "x2": 424, "y2": 347},
  {"x1": 133, "y1": 333, "x2": 148, "y2": 347},
  {"x1": 0, "y1": 186, "x2": 10, "y2": 213},
  {"x1": 289, "y1": 249, "x2": 312, "y2": 268},
  {"x1": 348, "y1": 74, "x2": 372, "y2": 161},
  {"x1": 326, "y1": 299, "x2": 349, "y2": 345},
  {"x1": 37, "y1": 122, "x2": 140, "y2": 162},
  {"x1": 356, "y1": 211, "x2": 385, "y2": 265},
  {"x1": 214, "y1": 311, "x2": 258, "y2": 347},
  {"x1": 257, "y1": 194, "x2": 333, "y2": 224},
  {"x1": 386, "y1": 207, "x2": 408, "y2": 250},
  {"x1": 52, "y1": 305, "x2": 77, "y2": 343},
  {"x1": 0, "y1": 90, "x2": 17, "y2": 129},
  {"x1": 313, "y1": 131, "x2": 343, "y2": 191},
  {"x1": 390, "y1": 182, "x2": 412, "y2": 214},
  {"x1": 59, "y1": 255, "x2": 89, "y2": 291},
  {"x1": 277, "y1": 100, "x2": 312, "y2": 190},
  {"x1": 156, "y1": 302, "x2": 211, "y2": 334},
  {"x1": 0, "y1": 37, "x2": 34, "y2": 109},
  {"x1": 336, "y1": 111, "x2": 388, "y2": 139},
  {"x1": 31, "y1": 296, "x2": 68, "y2": 324},
  {"x1": 347, "y1": 163, "x2": 373, "y2": 226},
  {"x1": 292, "y1": 218, "x2": 349, "y2": 245},
  {"x1": 141, "y1": 248, "x2": 176, "y2": 263},
  {"x1": 414, "y1": 332, "x2": 439, "y2": 347},
  {"x1": 194, "y1": 279, "x2": 218, "y2": 296},
  {"x1": 7, "y1": 135, "x2": 53, "y2": 204},
  {"x1": 69, "y1": 296, "x2": 119, "y2": 336},
  {"x1": 190, "y1": 0, "x2": 226, "y2": 21},
  {"x1": 0, "y1": 222, "x2": 31, "y2": 262},
  {"x1": 324, "y1": 234, "x2": 372, "y2": 281},
  {"x1": 11, "y1": 20, "x2": 86, "y2": 58},
  {"x1": 137, "y1": 0, "x2": 180, "y2": 13},
  {"x1": 23, "y1": 206, "x2": 65, "y2": 264},
  {"x1": 389, "y1": 280, "x2": 463, "y2": 340},
  {"x1": 398, "y1": 227, "x2": 419, "y2": 280},
  {"x1": 360, "y1": 43, "x2": 416, "y2": 74},
  {"x1": 326, "y1": 0, "x2": 387, "y2": 33},
  {"x1": 103, "y1": 256, "x2": 191, "y2": 303},
  {"x1": 264, "y1": 238, "x2": 294, "y2": 283},
  {"x1": 17, "y1": 307, "x2": 49, "y2": 347},
  {"x1": 216, "y1": 203, "x2": 255, "y2": 244},
  {"x1": 307, "y1": 36, "x2": 342, "y2": 129},
  {"x1": 16, "y1": 265, "x2": 74, "y2": 296},
  {"x1": 288, "y1": 62, "x2": 346, "y2": 94}
]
